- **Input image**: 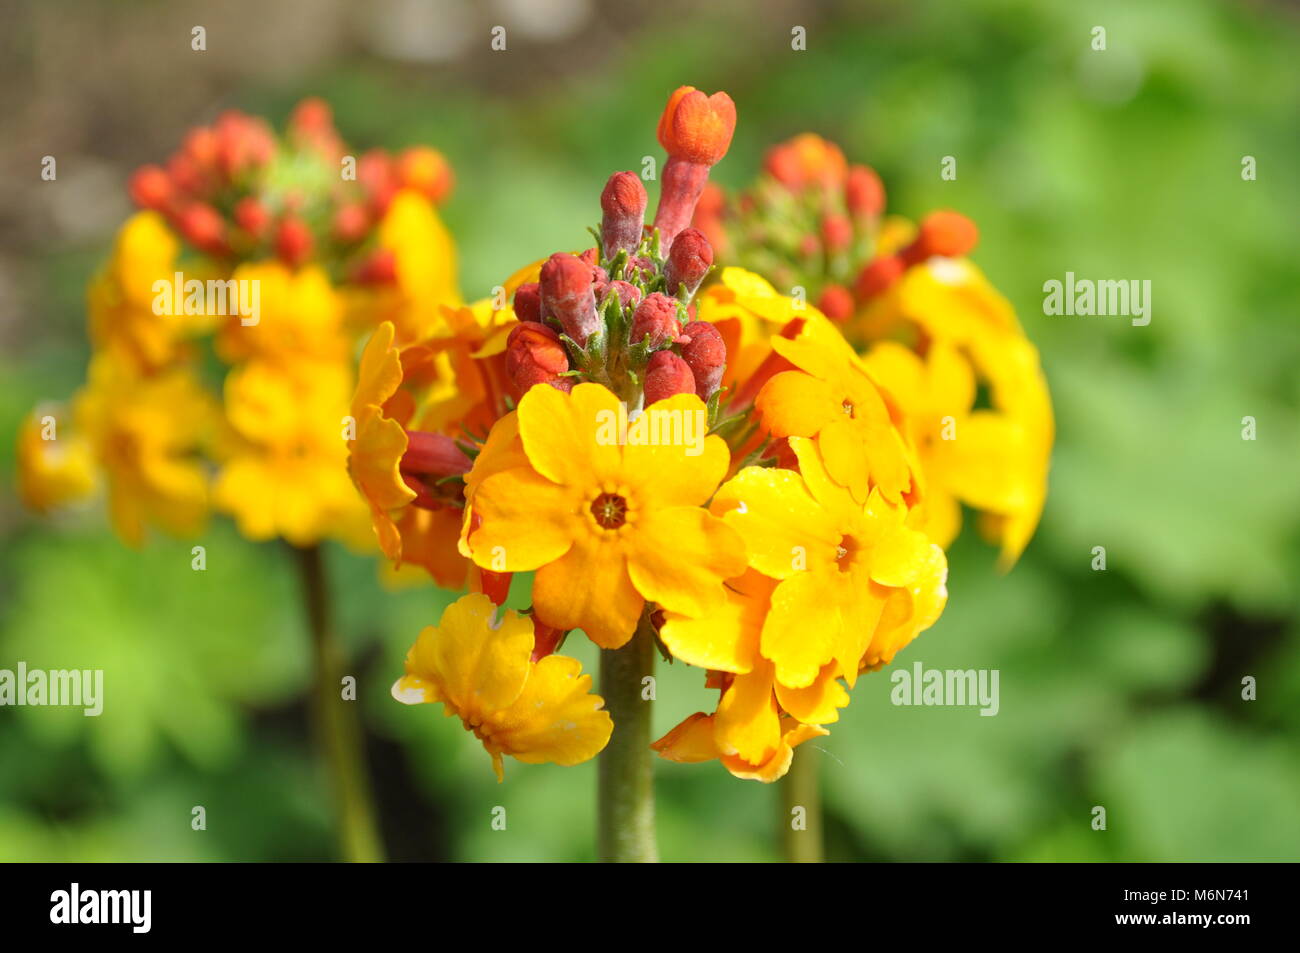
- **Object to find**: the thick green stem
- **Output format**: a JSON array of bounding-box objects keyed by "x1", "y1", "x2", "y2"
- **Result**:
[
  {"x1": 780, "y1": 748, "x2": 824, "y2": 863},
  {"x1": 294, "y1": 543, "x2": 384, "y2": 863},
  {"x1": 597, "y1": 612, "x2": 658, "y2": 862}
]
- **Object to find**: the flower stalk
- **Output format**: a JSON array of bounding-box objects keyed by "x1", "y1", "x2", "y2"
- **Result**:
[
  {"x1": 780, "y1": 749, "x2": 824, "y2": 863},
  {"x1": 597, "y1": 610, "x2": 659, "y2": 862},
  {"x1": 294, "y1": 543, "x2": 384, "y2": 863}
]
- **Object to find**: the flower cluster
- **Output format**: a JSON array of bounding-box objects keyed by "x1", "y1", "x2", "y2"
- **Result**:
[
  {"x1": 697, "y1": 133, "x2": 1053, "y2": 565},
  {"x1": 360, "y1": 89, "x2": 956, "y2": 782},
  {"x1": 18, "y1": 100, "x2": 459, "y2": 549}
]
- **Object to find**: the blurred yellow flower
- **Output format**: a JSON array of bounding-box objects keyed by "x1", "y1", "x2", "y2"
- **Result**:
[
  {"x1": 392, "y1": 593, "x2": 612, "y2": 781},
  {"x1": 73, "y1": 353, "x2": 214, "y2": 546},
  {"x1": 15, "y1": 405, "x2": 97, "y2": 514}
]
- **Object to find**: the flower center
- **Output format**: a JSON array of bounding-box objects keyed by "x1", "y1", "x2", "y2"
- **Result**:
[
  {"x1": 835, "y1": 534, "x2": 859, "y2": 572},
  {"x1": 590, "y1": 492, "x2": 629, "y2": 529},
  {"x1": 841, "y1": 399, "x2": 855, "y2": 418}
]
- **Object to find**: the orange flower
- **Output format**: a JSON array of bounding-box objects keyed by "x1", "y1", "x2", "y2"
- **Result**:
[{"x1": 657, "y1": 86, "x2": 737, "y2": 166}]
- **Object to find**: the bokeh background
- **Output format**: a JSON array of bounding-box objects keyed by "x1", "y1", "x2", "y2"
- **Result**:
[{"x1": 2, "y1": 0, "x2": 1298, "y2": 862}]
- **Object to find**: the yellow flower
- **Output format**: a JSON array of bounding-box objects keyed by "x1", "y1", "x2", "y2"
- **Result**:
[
  {"x1": 856, "y1": 257, "x2": 1053, "y2": 565},
  {"x1": 652, "y1": 709, "x2": 827, "y2": 783},
  {"x1": 392, "y1": 593, "x2": 612, "y2": 781},
  {"x1": 755, "y1": 315, "x2": 921, "y2": 507},
  {"x1": 696, "y1": 267, "x2": 805, "y2": 389},
  {"x1": 466, "y1": 382, "x2": 747, "y2": 648},
  {"x1": 15, "y1": 405, "x2": 97, "y2": 513},
  {"x1": 709, "y1": 436, "x2": 946, "y2": 688},
  {"x1": 74, "y1": 353, "x2": 213, "y2": 545},
  {"x1": 87, "y1": 212, "x2": 202, "y2": 372},
  {"x1": 218, "y1": 262, "x2": 349, "y2": 367},
  {"x1": 214, "y1": 358, "x2": 370, "y2": 547}
]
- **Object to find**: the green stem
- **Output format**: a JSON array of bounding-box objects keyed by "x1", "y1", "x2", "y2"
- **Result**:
[
  {"x1": 780, "y1": 748, "x2": 824, "y2": 863},
  {"x1": 294, "y1": 543, "x2": 384, "y2": 863},
  {"x1": 597, "y1": 611, "x2": 658, "y2": 862}
]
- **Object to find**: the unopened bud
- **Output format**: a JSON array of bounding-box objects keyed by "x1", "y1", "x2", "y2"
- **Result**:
[
  {"x1": 540, "y1": 253, "x2": 601, "y2": 346},
  {"x1": 845, "y1": 164, "x2": 885, "y2": 218},
  {"x1": 400, "y1": 431, "x2": 472, "y2": 510},
  {"x1": 679, "y1": 320, "x2": 725, "y2": 400},
  {"x1": 820, "y1": 213, "x2": 852, "y2": 253},
  {"x1": 854, "y1": 254, "x2": 905, "y2": 300},
  {"x1": 275, "y1": 216, "x2": 313, "y2": 268},
  {"x1": 176, "y1": 202, "x2": 226, "y2": 255},
  {"x1": 513, "y1": 282, "x2": 542, "y2": 323},
  {"x1": 643, "y1": 351, "x2": 697, "y2": 405},
  {"x1": 332, "y1": 203, "x2": 370, "y2": 243},
  {"x1": 817, "y1": 284, "x2": 855, "y2": 322},
  {"x1": 397, "y1": 146, "x2": 454, "y2": 203},
  {"x1": 630, "y1": 292, "x2": 683, "y2": 349},
  {"x1": 904, "y1": 210, "x2": 978, "y2": 263},
  {"x1": 506, "y1": 321, "x2": 571, "y2": 394},
  {"x1": 129, "y1": 165, "x2": 172, "y2": 211},
  {"x1": 604, "y1": 280, "x2": 642, "y2": 311},
  {"x1": 664, "y1": 227, "x2": 713, "y2": 298},
  {"x1": 233, "y1": 197, "x2": 270, "y2": 239},
  {"x1": 600, "y1": 171, "x2": 647, "y2": 256}
]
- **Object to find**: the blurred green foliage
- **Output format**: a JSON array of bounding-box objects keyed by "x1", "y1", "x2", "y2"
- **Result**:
[{"x1": 1, "y1": 0, "x2": 1297, "y2": 861}]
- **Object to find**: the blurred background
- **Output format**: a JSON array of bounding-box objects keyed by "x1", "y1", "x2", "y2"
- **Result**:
[{"x1": 2, "y1": 0, "x2": 1298, "y2": 861}]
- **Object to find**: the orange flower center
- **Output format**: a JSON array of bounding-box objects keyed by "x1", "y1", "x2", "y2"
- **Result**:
[
  {"x1": 835, "y1": 534, "x2": 859, "y2": 572},
  {"x1": 841, "y1": 399, "x2": 855, "y2": 418},
  {"x1": 590, "y1": 492, "x2": 629, "y2": 529}
]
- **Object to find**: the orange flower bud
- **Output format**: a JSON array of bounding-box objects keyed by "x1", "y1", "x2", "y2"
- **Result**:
[
  {"x1": 397, "y1": 146, "x2": 454, "y2": 203},
  {"x1": 644, "y1": 350, "x2": 697, "y2": 405},
  {"x1": 506, "y1": 321, "x2": 572, "y2": 395},
  {"x1": 176, "y1": 202, "x2": 226, "y2": 255},
  {"x1": 530, "y1": 616, "x2": 566, "y2": 661},
  {"x1": 657, "y1": 86, "x2": 737, "y2": 166},
  {"x1": 400, "y1": 431, "x2": 472, "y2": 509},
  {"x1": 332, "y1": 202, "x2": 370, "y2": 243},
  {"x1": 352, "y1": 248, "x2": 397, "y2": 284},
  {"x1": 904, "y1": 210, "x2": 978, "y2": 263},
  {"x1": 820, "y1": 213, "x2": 852, "y2": 253}
]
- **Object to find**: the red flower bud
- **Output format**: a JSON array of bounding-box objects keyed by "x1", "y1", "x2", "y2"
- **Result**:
[
  {"x1": 400, "y1": 431, "x2": 472, "y2": 510},
  {"x1": 657, "y1": 86, "x2": 737, "y2": 167},
  {"x1": 275, "y1": 216, "x2": 313, "y2": 269},
  {"x1": 506, "y1": 321, "x2": 571, "y2": 395},
  {"x1": 128, "y1": 165, "x2": 172, "y2": 211},
  {"x1": 679, "y1": 320, "x2": 725, "y2": 400},
  {"x1": 233, "y1": 197, "x2": 270, "y2": 239},
  {"x1": 643, "y1": 351, "x2": 697, "y2": 405},
  {"x1": 604, "y1": 280, "x2": 642, "y2": 311},
  {"x1": 630, "y1": 292, "x2": 683, "y2": 349},
  {"x1": 176, "y1": 202, "x2": 226, "y2": 255},
  {"x1": 854, "y1": 254, "x2": 905, "y2": 300},
  {"x1": 352, "y1": 248, "x2": 397, "y2": 284},
  {"x1": 820, "y1": 213, "x2": 852, "y2": 253},
  {"x1": 845, "y1": 164, "x2": 885, "y2": 218},
  {"x1": 513, "y1": 282, "x2": 542, "y2": 324},
  {"x1": 664, "y1": 227, "x2": 713, "y2": 297},
  {"x1": 817, "y1": 284, "x2": 855, "y2": 322},
  {"x1": 540, "y1": 253, "x2": 601, "y2": 346},
  {"x1": 332, "y1": 203, "x2": 370, "y2": 243},
  {"x1": 904, "y1": 210, "x2": 978, "y2": 263},
  {"x1": 358, "y1": 149, "x2": 398, "y2": 216},
  {"x1": 530, "y1": 616, "x2": 566, "y2": 661},
  {"x1": 600, "y1": 171, "x2": 647, "y2": 256}
]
